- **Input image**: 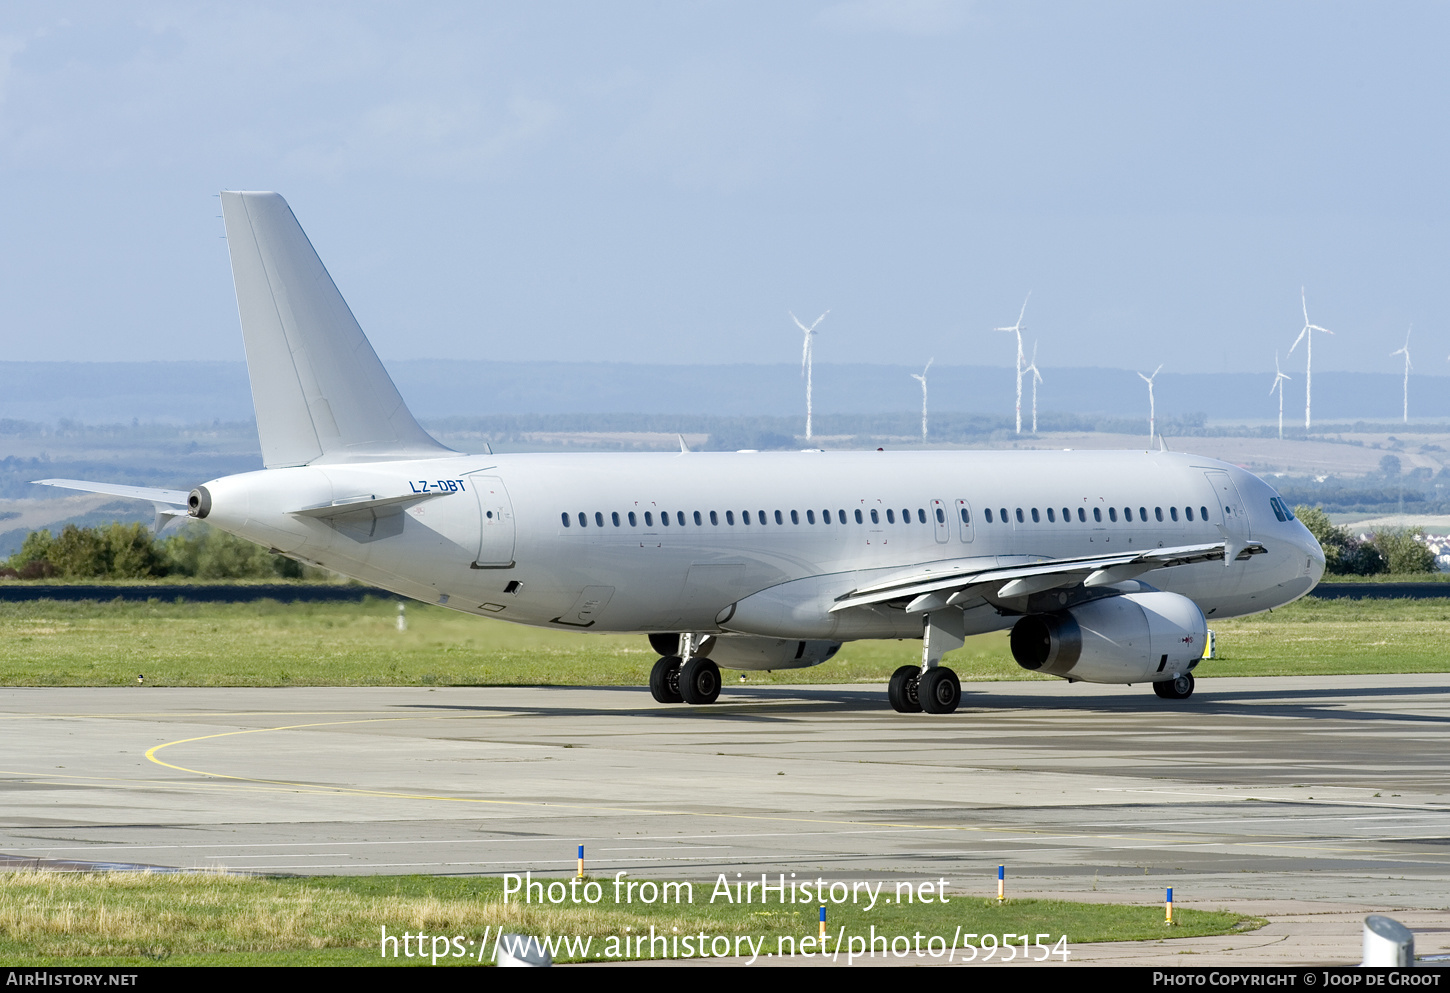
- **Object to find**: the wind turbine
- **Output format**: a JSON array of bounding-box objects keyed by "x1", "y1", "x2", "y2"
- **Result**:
[
  {"x1": 1391, "y1": 326, "x2": 1412, "y2": 424},
  {"x1": 1024, "y1": 342, "x2": 1043, "y2": 434},
  {"x1": 910, "y1": 358, "x2": 934, "y2": 441},
  {"x1": 994, "y1": 293, "x2": 1029, "y2": 434},
  {"x1": 790, "y1": 310, "x2": 828, "y2": 441},
  {"x1": 1288, "y1": 288, "x2": 1333, "y2": 430},
  {"x1": 1138, "y1": 365, "x2": 1162, "y2": 445},
  {"x1": 1269, "y1": 353, "x2": 1291, "y2": 440}
]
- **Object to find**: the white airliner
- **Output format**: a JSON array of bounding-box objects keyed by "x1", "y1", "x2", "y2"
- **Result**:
[{"x1": 40, "y1": 192, "x2": 1326, "y2": 714}]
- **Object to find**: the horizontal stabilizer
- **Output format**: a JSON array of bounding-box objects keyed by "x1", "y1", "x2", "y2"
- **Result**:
[
  {"x1": 33, "y1": 478, "x2": 190, "y2": 507},
  {"x1": 220, "y1": 191, "x2": 455, "y2": 468},
  {"x1": 32, "y1": 478, "x2": 193, "y2": 534},
  {"x1": 290, "y1": 491, "x2": 445, "y2": 520}
]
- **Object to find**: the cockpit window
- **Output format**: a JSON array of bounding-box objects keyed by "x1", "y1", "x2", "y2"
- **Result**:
[{"x1": 1269, "y1": 496, "x2": 1295, "y2": 522}]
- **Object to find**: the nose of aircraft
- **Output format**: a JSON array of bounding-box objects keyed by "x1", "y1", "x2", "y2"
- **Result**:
[{"x1": 1297, "y1": 522, "x2": 1326, "y2": 586}]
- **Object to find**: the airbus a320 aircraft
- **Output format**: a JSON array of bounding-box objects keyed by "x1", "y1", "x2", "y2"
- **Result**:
[{"x1": 41, "y1": 192, "x2": 1325, "y2": 714}]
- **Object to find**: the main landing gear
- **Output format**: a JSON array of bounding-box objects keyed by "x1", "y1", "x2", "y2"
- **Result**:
[
  {"x1": 889, "y1": 665, "x2": 961, "y2": 714},
  {"x1": 648, "y1": 633, "x2": 721, "y2": 705},
  {"x1": 1153, "y1": 673, "x2": 1195, "y2": 700},
  {"x1": 889, "y1": 611, "x2": 966, "y2": 714}
]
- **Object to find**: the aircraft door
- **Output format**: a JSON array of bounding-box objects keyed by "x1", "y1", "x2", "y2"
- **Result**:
[
  {"x1": 1203, "y1": 471, "x2": 1251, "y2": 538},
  {"x1": 954, "y1": 499, "x2": 974, "y2": 543},
  {"x1": 930, "y1": 499, "x2": 949, "y2": 543},
  {"x1": 470, "y1": 474, "x2": 516, "y2": 568}
]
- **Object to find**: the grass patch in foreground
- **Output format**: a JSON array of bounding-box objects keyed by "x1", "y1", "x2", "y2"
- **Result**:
[
  {"x1": 0, "y1": 871, "x2": 1259, "y2": 965},
  {"x1": 0, "y1": 593, "x2": 1446, "y2": 687}
]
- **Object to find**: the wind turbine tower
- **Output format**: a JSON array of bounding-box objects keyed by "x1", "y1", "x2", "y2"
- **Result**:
[
  {"x1": 1391, "y1": 327, "x2": 1412, "y2": 424},
  {"x1": 1288, "y1": 288, "x2": 1334, "y2": 430},
  {"x1": 1138, "y1": 365, "x2": 1163, "y2": 445},
  {"x1": 910, "y1": 358, "x2": 934, "y2": 441},
  {"x1": 1024, "y1": 342, "x2": 1043, "y2": 434},
  {"x1": 790, "y1": 310, "x2": 828, "y2": 441},
  {"x1": 994, "y1": 294, "x2": 1030, "y2": 434},
  {"x1": 1270, "y1": 353, "x2": 1291, "y2": 440}
]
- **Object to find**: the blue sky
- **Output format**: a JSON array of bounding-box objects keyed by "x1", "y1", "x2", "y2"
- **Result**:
[{"x1": 1, "y1": 1, "x2": 1446, "y2": 380}]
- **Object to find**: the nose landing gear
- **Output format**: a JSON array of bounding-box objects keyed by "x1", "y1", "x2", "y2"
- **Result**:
[{"x1": 1153, "y1": 673, "x2": 1195, "y2": 700}]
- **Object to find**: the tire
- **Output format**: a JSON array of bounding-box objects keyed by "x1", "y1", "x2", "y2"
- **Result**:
[
  {"x1": 1153, "y1": 673, "x2": 1194, "y2": 700},
  {"x1": 679, "y1": 657, "x2": 721, "y2": 705},
  {"x1": 649, "y1": 656, "x2": 683, "y2": 704},
  {"x1": 919, "y1": 667, "x2": 961, "y2": 714},
  {"x1": 888, "y1": 665, "x2": 922, "y2": 713}
]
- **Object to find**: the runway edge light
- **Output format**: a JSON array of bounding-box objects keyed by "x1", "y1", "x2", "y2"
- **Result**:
[{"x1": 577, "y1": 845, "x2": 584, "y2": 878}]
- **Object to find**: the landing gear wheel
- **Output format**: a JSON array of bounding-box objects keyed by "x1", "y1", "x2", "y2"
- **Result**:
[
  {"x1": 679, "y1": 657, "x2": 721, "y2": 705},
  {"x1": 919, "y1": 667, "x2": 961, "y2": 714},
  {"x1": 1153, "y1": 673, "x2": 1195, "y2": 700},
  {"x1": 888, "y1": 665, "x2": 922, "y2": 713},
  {"x1": 649, "y1": 656, "x2": 683, "y2": 704}
]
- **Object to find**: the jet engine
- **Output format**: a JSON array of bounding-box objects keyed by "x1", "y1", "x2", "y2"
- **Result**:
[{"x1": 1010, "y1": 591, "x2": 1207, "y2": 684}]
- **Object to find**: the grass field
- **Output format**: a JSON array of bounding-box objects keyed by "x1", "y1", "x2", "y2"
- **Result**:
[
  {"x1": 0, "y1": 871, "x2": 1259, "y2": 965},
  {"x1": 0, "y1": 593, "x2": 1447, "y2": 687}
]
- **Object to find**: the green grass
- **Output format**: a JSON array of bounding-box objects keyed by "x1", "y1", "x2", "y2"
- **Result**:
[
  {"x1": 0, "y1": 871, "x2": 1259, "y2": 965},
  {"x1": 0, "y1": 594, "x2": 1447, "y2": 687}
]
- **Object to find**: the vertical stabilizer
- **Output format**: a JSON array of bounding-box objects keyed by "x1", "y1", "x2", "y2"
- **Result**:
[{"x1": 220, "y1": 191, "x2": 453, "y2": 467}]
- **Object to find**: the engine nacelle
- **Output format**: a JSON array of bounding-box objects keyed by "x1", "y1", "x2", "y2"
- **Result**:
[
  {"x1": 1010, "y1": 591, "x2": 1207, "y2": 685},
  {"x1": 708, "y1": 636, "x2": 842, "y2": 671}
]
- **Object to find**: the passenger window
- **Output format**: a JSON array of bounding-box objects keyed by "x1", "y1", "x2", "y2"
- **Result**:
[
  {"x1": 870, "y1": 509, "x2": 879, "y2": 523},
  {"x1": 1093, "y1": 508, "x2": 1102, "y2": 523},
  {"x1": 1046, "y1": 508, "x2": 1055, "y2": 522},
  {"x1": 960, "y1": 508, "x2": 970, "y2": 524},
  {"x1": 1108, "y1": 507, "x2": 1117, "y2": 522},
  {"x1": 629, "y1": 511, "x2": 638, "y2": 526},
  {"x1": 611, "y1": 512, "x2": 620, "y2": 527},
  {"x1": 918, "y1": 509, "x2": 928, "y2": 524},
  {"x1": 1031, "y1": 508, "x2": 1040, "y2": 523},
  {"x1": 677, "y1": 511, "x2": 685, "y2": 526},
  {"x1": 562, "y1": 512, "x2": 571, "y2": 527},
  {"x1": 694, "y1": 511, "x2": 702, "y2": 526},
  {"x1": 1170, "y1": 506, "x2": 1178, "y2": 522},
  {"x1": 741, "y1": 511, "x2": 751, "y2": 525},
  {"x1": 855, "y1": 509, "x2": 864, "y2": 524},
  {"x1": 1202, "y1": 506, "x2": 1209, "y2": 520},
  {"x1": 660, "y1": 511, "x2": 669, "y2": 527},
  {"x1": 791, "y1": 510, "x2": 800, "y2": 524},
  {"x1": 1015, "y1": 508, "x2": 1024, "y2": 523},
  {"x1": 1155, "y1": 507, "x2": 1163, "y2": 522},
  {"x1": 902, "y1": 508, "x2": 910, "y2": 522},
  {"x1": 823, "y1": 509, "x2": 832, "y2": 524},
  {"x1": 984, "y1": 508, "x2": 993, "y2": 523},
  {"x1": 726, "y1": 511, "x2": 735, "y2": 525},
  {"x1": 710, "y1": 511, "x2": 718, "y2": 525},
  {"x1": 935, "y1": 507, "x2": 945, "y2": 524},
  {"x1": 839, "y1": 508, "x2": 847, "y2": 523},
  {"x1": 1063, "y1": 508, "x2": 1070, "y2": 522},
  {"x1": 1078, "y1": 507, "x2": 1086, "y2": 522},
  {"x1": 1185, "y1": 507, "x2": 1193, "y2": 521},
  {"x1": 774, "y1": 510, "x2": 782, "y2": 525},
  {"x1": 998, "y1": 508, "x2": 1007, "y2": 524},
  {"x1": 579, "y1": 512, "x2": 588, "y2": 527}
]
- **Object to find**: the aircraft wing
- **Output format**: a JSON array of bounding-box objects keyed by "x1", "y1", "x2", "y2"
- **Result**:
[{"x1": 830, "y1": 541, "x2": 1259, "y2": 613}]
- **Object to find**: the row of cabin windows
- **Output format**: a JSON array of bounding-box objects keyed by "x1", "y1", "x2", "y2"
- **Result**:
[
  {"x1": 981, "y1": 505, "x2": 1211, "y2": 525},
  {"x1": 561, "y1": 503, "x2": 1216, "y2": 530},
  {"x1": 561, "y1": 507, "x2": 938, "y2": 529}
]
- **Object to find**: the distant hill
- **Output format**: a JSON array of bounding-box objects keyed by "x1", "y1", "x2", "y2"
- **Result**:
[{"x1": 3, "y1": 359, "x2": 1449, "y2": 424}]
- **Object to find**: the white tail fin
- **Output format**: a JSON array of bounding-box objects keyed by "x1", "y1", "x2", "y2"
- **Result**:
[{"x1": 220, "y1": 191, "x2": 453, "y2": 468}]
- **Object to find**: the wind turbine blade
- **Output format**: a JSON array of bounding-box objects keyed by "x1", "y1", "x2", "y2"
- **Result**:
[
  {"x1": 1016, "y1": 292, "x2": 1031, "y2": 328},
  {"x1": 1302, "y1": 287, "x2": 1310, "y2": 325},
  {"x1": 1289, "y1": 328, "x2": 1308, "y2": 353}
]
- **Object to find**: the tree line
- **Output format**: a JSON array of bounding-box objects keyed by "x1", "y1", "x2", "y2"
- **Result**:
[
  {"x1": 1294, "y1": 506, "x2": 1439, "y2": 576},
  {"x1": 1, "y1": 523, "x2": 319, "y2": 580}
]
